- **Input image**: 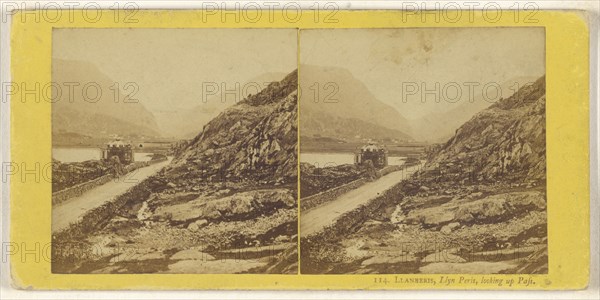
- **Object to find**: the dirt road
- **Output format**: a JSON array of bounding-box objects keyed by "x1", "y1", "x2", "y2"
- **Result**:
[
  {"x1": 52, "y1": 158, "x2": 172, "y2": 233},
  {"x1": 300, "y1": 163, "x2": 422, "y2": 237}
]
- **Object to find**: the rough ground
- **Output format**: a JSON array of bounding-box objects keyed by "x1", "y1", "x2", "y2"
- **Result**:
[
  {"x1": 301, "y1": 182, "x2": 547, "y2": 274},
  {"x1": 54, "y1": 189, "x2": 298, "y2": 274}
]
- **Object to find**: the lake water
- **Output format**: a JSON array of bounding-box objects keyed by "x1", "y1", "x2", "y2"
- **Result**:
[
  {"x1": 300, "y1": 152, "x2": 406, "y2": 167},
  {"x1": 52, "y1": 147, "x2": 154, "y2": 163}
]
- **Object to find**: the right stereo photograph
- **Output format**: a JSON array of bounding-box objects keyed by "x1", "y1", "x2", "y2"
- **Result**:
[{"x1": 299, "y1": 27, "x2": 547, "y2": 275}]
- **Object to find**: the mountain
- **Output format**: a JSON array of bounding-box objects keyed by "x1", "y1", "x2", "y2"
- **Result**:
[
  {"x1": 300, "y1": 65, "x2": 413, "y2": 141},
  {"x1": 53, "y1": 106, "x2": 162, "y2": 145},
  {"x1": 156, "y1": 72, "x2": 288, "y2": 138},
  {"x1": 168, "y1": 70, "x2": 298, "y2": 183},
  {"x1": 301, "y1": 108, "x2": 412, "y2": 142},
  {"x1": 409, "y1": 76, "x2": 539, "y2": 142},
  {"x1": 425, "y1": 75, "x2": 546, "y2": 182},
  {"x1": 52, "y1": 59, "x2": 161, "y2": 140}
]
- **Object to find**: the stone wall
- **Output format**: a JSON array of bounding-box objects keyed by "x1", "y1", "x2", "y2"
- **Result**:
[
  {"x1": 300, "y1": 178, "x2": 367, "y2": 212},
  {"x1": 52, "y1": 175, "x2": 154, "y2": 241},
  {"x1": 302, "y1": 180, "x2": 405, "y2": 241},
  {"x1": 51, "y1": 158, "x2": 166, "y2": 205},
  {"x1": 52, "y1": 174, "x2": 114, "y2": 205},
  {"x1": 300, "y1": 165, "x2": 405, "y2": 212}
]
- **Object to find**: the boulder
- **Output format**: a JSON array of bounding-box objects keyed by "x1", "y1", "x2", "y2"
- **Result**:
[
  {"x1": 187, "y1": 219, "x2": 208, "y2": 232},
  {"x1": 273, "y1": 235, "x2": 289, "y2": 244},
  {"x1": 440, "y1": 222, "x2": 461, "y2": 234}
]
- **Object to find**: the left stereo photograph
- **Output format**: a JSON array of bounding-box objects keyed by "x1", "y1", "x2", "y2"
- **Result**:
[{"x1": 50, "y1": 28, "x2": 299, "y2": 274}]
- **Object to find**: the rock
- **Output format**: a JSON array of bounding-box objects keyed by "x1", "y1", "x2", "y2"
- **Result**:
[
  {"x1": 454, "y1": 207, "x2": 475, "y2": 223},
  {"x1": 216, "y1": 189, "x2": 231, "y2": 196},
  {"x1": 422, "y1": 252, "x2": 466, "y2": 263},
  {"x1": 440, "y1": 225, "x2": 452, "y2": 235},
  {"x1": 419, "y1": 261, "x2": 515, "y2": 274},
  {"x1": 154, "y1": 189, "x2": 295, "y2": 223},
  {"x1": 449, "y1": 222, "x2": 460, "y2": 229},
  {"x1": 109, "y1": 251, "x2": 166, "y2": 263},
  {"x1": 194, "y1": 219, "x2": 208, "y2": 228},
  {"x1": 423, "y1": 211, "x2": 454, "y2": 226},
  {"x1": 273, "y1": 235, "x2": 289, "y2": 243},
  {"x1": 419, "y1": 186, "x2": 430, "y2": 192},
  {"x1": 187, "y1": 223, "x2": 199, "y2": 231},
  {"x1": 440, "y1": 222, "x2": 460, "y2": 234},
  {"x1": 364, "y1": 220, "x2": 383, "y2": 226},
  {"x1": 166, "y1": 259, "x2": 264, "y2": 274},
  {"x1": 167, "y1": 182, "x2": 177, "y2": 188},
  {"x1": 361, "y1": 254, "x2": 416, "y2": 266},
  {"x1": 171, "y1": 249, "x2": 215, "y2": 261},
  {"x1": 468, "y1": 192, "x2": 484, "y2": 199}
]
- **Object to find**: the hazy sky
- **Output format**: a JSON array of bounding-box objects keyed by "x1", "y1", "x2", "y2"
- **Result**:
[
  {"x1": 53, "y1": 28, "x2": 544, "y2": 121},
  {"x1": 53, "y1": 28, "x2": 298, "y2": 113},
  {"x1": 300, "y1": 28, "x2": 545, "y2": 119}
]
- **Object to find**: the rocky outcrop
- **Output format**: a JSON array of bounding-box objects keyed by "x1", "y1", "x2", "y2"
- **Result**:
[
  {"x1": 403, "y1": 191, "x2": 546, "y2": 229},
  {"x1": 168, "y1": 70, "x2": 298, "y2": 185},
  {"x1": 152, "y1": 189, "x2": 296, "y2": 225},
  {"x1": 423, "y1": 76, "x2": 546, "y2": 183}
]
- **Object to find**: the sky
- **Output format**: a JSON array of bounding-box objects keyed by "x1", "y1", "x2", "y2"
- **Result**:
[
  {"x1": 53, "y1": 27, "x2": 545, "y2": 122},
  {"x1": 53, "y1": 28, "x2": 298, "y2": 114},
  {"x1": 300, "y1": 28, "x2": 545, "y2": 119}
]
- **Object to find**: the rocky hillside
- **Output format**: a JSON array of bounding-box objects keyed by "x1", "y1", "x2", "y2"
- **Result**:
[
  {"x1": 409, "y1": 76, "x2": 539, "y2": 143},
  {"x1": 424, "y1": 75, "x2": 546, "y2": 183},
  {"x1": 168, "y1": 70, "x2": 298, "y2": 184},
  {"x1": 300, "y1": 65, "x2": 413, "y2": 142},
  {"x1": 156, "y1": 72, "x2": 288, "y2": 138}
]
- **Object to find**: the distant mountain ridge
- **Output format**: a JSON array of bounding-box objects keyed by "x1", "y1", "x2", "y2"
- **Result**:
[
  {"x1": 300, "y1": 65, "x2": 413, "y2": 142},
  {"x1": 301, "y1": 108, "x2": 412, "y2": 142},
  {"x1": 52, "y1": 59, "x2": 161, "y2": 142}
]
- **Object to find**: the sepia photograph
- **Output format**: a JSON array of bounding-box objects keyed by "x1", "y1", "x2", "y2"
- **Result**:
[
  {"x1": 51, "y1": 28, "x2": 298, "y2": 274},
  {"x1": 5, "y1": 6, "x2": 594, "y2": 292},
  {"x1": 299, "y1": 28, "x2": 547, "y2": 274}
]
